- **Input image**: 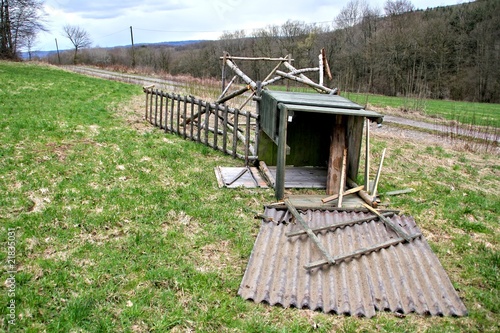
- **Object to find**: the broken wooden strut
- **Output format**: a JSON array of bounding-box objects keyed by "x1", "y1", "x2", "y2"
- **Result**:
[{"x1": 284, "y1": 199, "x2": 421, "y2": 270}]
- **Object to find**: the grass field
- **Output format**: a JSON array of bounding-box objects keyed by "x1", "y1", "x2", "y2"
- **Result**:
[
  {"x1": 0, "y1": 61, "x2": 498, "y2": 332},
  {"x1": 273, "y1": 84, "x2": 500, "y2": 129},
  {"x1": 344, "y1": 92, "x2": 500, "y2": 129}
]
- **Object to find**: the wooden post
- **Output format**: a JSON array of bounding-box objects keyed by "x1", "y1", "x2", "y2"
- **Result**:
[
  {"x1": 364, "y1": 118, "x2": 370, "y2": 193},
  {"x1": 337, "y1": 148, "x2": 347, "y2": 207},
  {"x1": 371, "y1": 148, "x2": 386, "y2": 197},
  {"x1": 326, "y1": 115, "x2": 346, "y2": 195},
  {"x1": 276, "y1": 104, "x2": 289, "y2": 200},
  {"x1": 318, "y1": 52, "x2": 324, "y2": 86}
]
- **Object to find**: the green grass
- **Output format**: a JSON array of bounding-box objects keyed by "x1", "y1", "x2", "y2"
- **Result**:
[
  {"x1": 269, "y1": 84, "x2": 500, "y2": 128},
  {"x1": 345, "y1": 92, "x2": 500, "y2": 128},
  {"x1": 0, "y1": 61, "x2": 499, "y2": 332}
]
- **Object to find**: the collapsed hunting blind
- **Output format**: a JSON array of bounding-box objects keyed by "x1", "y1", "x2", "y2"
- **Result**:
[{"x1": 256, "y1": 90, "x2": 383, "y2": 200}]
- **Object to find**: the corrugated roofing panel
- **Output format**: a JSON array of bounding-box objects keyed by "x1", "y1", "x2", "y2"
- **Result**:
[
  {"x1": 264, "y1": 91, "x2": 364, "y2": 110},
  {"x1": 280, "y1": 103, "x2": 383, "y2": 118},
  {"x1": 238, "y1": 208, "x2": 467, "y2": 317}
]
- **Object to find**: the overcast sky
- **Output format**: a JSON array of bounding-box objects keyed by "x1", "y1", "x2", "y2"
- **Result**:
[{"x1": 37, "y1": 0, "x2": 470, "y2": 51}]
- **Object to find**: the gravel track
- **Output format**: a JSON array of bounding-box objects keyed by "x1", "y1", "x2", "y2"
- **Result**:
[{"x1": 65, "y1": 66, "x2": 498, "y2": 152}]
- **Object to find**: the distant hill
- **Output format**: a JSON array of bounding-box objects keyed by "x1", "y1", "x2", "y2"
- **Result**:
[{"x1": 21, "y1": 40, "x2": 206, "y2": 59}]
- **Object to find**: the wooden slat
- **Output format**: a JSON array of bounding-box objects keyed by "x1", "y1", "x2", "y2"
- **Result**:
[
  {"x1": 362, "y1": 203, "x2": 412, "y2": 242},
  {"x1": 286, "y1": 212, "x2": 395, "y2": 237},
  {"x1": 321, "y1": 185, "x2": 364, "y2": 203},
  {"x1": 284, "y1": 199, "x2": 336, "y2": 266},
  {"x1": 305, "y1": 233, "x2": 422, "y2": 270},
  {"x1": 326, "y1": 115, "x2": 346, "y2": 195},
  {"x1": 337, "y1": 148, "x2": 348, "y2": 207}
]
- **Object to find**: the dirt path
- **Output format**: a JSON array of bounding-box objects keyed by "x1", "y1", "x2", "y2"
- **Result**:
[{"x1": 66, "y1": 66, "x2": 498, "y2": 153}]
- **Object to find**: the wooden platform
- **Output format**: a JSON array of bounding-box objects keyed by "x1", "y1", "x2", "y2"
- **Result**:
[
  {"x1": 215, "y1": 167, "x2": 268, "y2": 188},
  {"x1": 266, "y1": 166, "x2": 327, "y2": 188}
]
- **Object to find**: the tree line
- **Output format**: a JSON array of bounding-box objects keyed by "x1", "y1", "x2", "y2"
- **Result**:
[{"x1": 3, "y1": 0, "x2": 499, "y2": 103}]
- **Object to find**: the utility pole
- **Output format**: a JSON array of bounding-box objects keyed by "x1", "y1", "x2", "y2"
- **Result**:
[
  {"x1": 130, "y1": 26, "x2": 136, "y2": 68},
  {"x1": 55, "y1": 38, "x2": 61, "y2": 64}
]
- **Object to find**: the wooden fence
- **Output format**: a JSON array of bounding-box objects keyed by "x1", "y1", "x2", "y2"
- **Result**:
[{"x1": 144, "y1": 87, "x2": 259, "y2": 164}]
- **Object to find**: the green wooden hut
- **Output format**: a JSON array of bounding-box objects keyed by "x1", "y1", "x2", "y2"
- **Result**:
[{"x1": 257, "y1": 91, "x2": 383, "y2": 200}]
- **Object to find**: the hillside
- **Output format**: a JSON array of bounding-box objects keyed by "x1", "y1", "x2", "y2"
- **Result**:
[{"x1": 44, "y1": 0, "x2": 500, "y2": 103}]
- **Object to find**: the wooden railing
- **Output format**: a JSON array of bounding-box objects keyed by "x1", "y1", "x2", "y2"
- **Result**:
[{"x1": 144, "y1": 87, "x2": 259, "y2": 164}]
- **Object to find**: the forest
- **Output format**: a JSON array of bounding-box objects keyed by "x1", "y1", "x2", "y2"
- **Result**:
[{"x1": 44, "y1": 0, "x2": 499, "y2": 103}]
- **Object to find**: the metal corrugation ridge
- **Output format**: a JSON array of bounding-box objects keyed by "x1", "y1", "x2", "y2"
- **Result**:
[{"x1": 238, "y1": 208, "x2": 467, "y2": 318}]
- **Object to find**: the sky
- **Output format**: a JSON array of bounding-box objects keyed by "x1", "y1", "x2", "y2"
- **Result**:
[{"x1": 35, "y1": 0, "x2": 470, "y2": 51}]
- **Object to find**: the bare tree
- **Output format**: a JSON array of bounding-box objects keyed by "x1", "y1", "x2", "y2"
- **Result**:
[
  {"x1": 63, "y1": 24, "x2": 92, "y2": 64},
  {"x1": 0, "y1": 0, "x2": 46, "y2": 59}
]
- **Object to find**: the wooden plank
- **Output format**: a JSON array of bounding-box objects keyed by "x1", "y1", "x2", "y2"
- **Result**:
[
  {"x1": 286, "y1": 212, "x2": 395, "y2": 237},
  {"x1": 322, "y1": 185, "x2": 364, "y2": 203},
  {"x1": 204, "y1": 104, "x2": 210, "y2": 145},
  {"x1": 347, "y1": 178, "x2": 376, "y2": 207},
  {"x1": 159, "y1": 92, "x2": 163, "y2": 129},
  {"x1": 164, "y1": 94, "x2": 173, "y2": 132},
  {"x1": 362, "y1": 203, "x2": 412, "y2": 242},
  {"x1": 154, "y1": 89, "x2": 159, "y2": 126},
  {"x1": 275, "y1": 104, "x2": 288, "y2": 200},
  {"x1": 284, "y1": 199, "x2": 336, "y2": 266},
  {"x1": 232, "y1": 108, "x2": 239, "y2": 158},
  {"x1": 220, "y1": 56, "x2": 292, "y2": 61},
  {"x1": 305, "y1": 233, "x2": 422, "y2": 270},
  {"x1": 190, "y1": 96, "x2": 195, "y2": 139},
  {"x1": 259, "y1": 161, "x2": 275, "y2": 187},
  {"x1": 365, "y1": 118, "x2": 370, "y2": 193},
  {"x1": 183, "y1": 95, "x2": 188, "y2": 139},
  {"x1": 384, "y1": 188, "x2": 415, "y2": 196},
  {"x1": 224, "y1": 168, "x2": 247, "y2": 186},
  {"x1": 169, "y1": 93, "x2": 175, "y2": 132},
  {"x1": 222, "y1": 105, "x2": 228, "y2": 154},
  {"x1": 196, "y1": 101, "x2": 202, "y2": 142},
  {"x1": 371, "y1": 148, "x2": 386, "y2": 197},
  {"x1": 326, "y1": 115, "x2": 346, "y2": 195},
  {"x1": 337, "y1": 148, "x2": 348, "y2": 207},
  {"x1": 213, "y1": 103, "x2": 219, "y2": 150}
]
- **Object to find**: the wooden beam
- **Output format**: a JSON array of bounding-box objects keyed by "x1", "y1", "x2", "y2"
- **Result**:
[
  {"x1": 326, "y1": 115, "x2": 346, "y2": 195},
  {"x1": 337, "y1": 148, "x2": 347, "y2": 207},
  {"x1": 362, "y1": 203, "x2": 412, "y2": 242},
  {"x1": 322, "y1": 48, "x2": 333, "y2": 81},
  {"x1": 286, "y1": 212, "x2": 395, "y2": 237},
  {"x1": 347, "y1": 178, "x2": 376, "y2": 207},
  {"x1": 305, "y1": 233, "x2": 422, "y2": 270},
  {"x1": 275, "y1": 104, "x2": 289, "y2": 200},
  {"x1": 371, "y1": 148, "x2": 386, "y2": 198},
  {"x1": 276, "y1": 70, "x2": 335, "y2": 94},
  {"x1": 219, "y1": 56, "x2": 293, "y2": 61},
  {"x1": 224, "y1": 59, "x2": 257, "y2": 90},
  {"x1": 321, "y1": 185, "x2": 364, "y2": 203},
  {"x1": 284, "y1": 199, "x2": 336, "y2": 266},
  {"x1": 364, "y1": 118, "x2": 370, "y2": 193}
]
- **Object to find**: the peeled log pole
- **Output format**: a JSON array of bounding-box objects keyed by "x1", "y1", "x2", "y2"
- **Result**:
[
  {"x1": 224, "y1": 59, "x2": 257, "y2": 90},
  {"x1": 276, "y1": 70, "x2": 335, "y2": 94},
  {"x1": 262, "y1": 68, "x2": 319, "y2": 87},
  {"x1": 216, "y1": 85, "x2": 250, "y2": 104},
  {"x1": 219, "y1": 56, "x2": 293, "y2": 61},
  {"x1": 347, "y1": 178, "x2": 377, "y2": 207}
]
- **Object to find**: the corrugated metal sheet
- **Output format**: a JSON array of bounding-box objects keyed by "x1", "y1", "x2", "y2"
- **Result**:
[{"x1": 238, "y1": 207, "x2": 467, "y2": 318}]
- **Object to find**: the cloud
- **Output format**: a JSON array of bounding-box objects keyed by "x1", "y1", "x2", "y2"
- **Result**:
[{"x1": 48, "y1": 0, "x2": 189, "y2": 19}]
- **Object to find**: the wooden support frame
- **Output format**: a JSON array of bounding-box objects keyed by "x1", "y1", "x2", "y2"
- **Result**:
[
  {"x1": 284, "y1": 199, "x2": 336, "y2": 266},
  {"x1": 284, "y1": 199, "x2": 419, "y2": 271}
]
